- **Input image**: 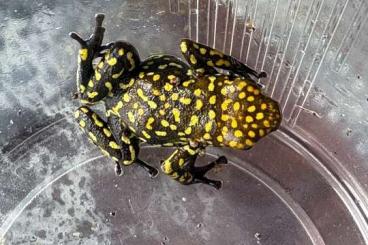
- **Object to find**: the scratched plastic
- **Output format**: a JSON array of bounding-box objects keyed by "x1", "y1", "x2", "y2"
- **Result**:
[{"x1": 1, "y1": 0, "x2": 368, "y2": 244}]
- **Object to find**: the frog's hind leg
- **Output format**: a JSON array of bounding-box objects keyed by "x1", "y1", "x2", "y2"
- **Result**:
[
  {"x1": 180, "y1": 38, "x2": 266, "y2": 79},
  {"x1": 161, "y1": 146, "x2": 227, "y2": 189}
]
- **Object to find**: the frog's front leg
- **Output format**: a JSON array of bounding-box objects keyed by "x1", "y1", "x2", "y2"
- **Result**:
[
  {"x1": 74, "y1": 106, "x2": 158, "y2": 177},
  {"x1": 180, "y1": 38, "x2": 266, "y2": 79},
  {"x1": 161, "y1": 145, "x2": 228, "y2": 189}
]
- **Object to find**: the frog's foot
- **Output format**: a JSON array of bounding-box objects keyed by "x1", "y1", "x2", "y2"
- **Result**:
[
  {"x1": 135, "y1": 158, "x2": 159, "y2": 178},
  {"x1": 190, "y1": 156, "x2": 228, "y2": 189},
  {"x1": 69, "y1": 13, "x2": 106, "y2": 54},
  {"x1": 114, "y1": 162, "x2": 124, "y2": 176}
]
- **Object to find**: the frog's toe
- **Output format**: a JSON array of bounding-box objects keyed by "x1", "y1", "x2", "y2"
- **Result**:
[
  {"x1": 114, "y1": 162, "x2": 124, "y2": 176},
  {"x1": 192, "y1": 176, "x2": 223, "y2": 190}
]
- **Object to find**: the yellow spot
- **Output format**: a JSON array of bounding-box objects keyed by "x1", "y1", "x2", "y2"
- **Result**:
[
  {"x1": 168, "y1": 75, "x2": 176, "y2": 80},
  {"x1": 221, "y1": 114, "x2": 229, "y2": 121},
  {"x1": 208, "y1": 110, "x2": 216, "y2": 119},
  {"x1": 105, "y1": 82, "x2": 113, "y2": 91},
  {"x1": 200, "y1": 48, "x2": 207, "y2": 54},
  {"x1": 259, "y1": 129, "x2": 265, "y2": 137},
  {"x1": 112, "y1": 69, "x2": 125, "y2": 79},
  {"x1": 148, "y1": 101, "x2": 157, "y2": 109},
  {"x1": 245, "y1": 139, "x2": 254, "y2": 146},
  {"x1": 98, "y1": 61, "x2": 104, "y2": 69},
  {"x1": 146, "y1": 117, "x2": 155, "y2": 130},
  {"x1": 137, "y1": 88, "x2": 148, "y2": 101},
  {"x1": 178, "y1": 132, "x2": 185, "y2": 136},
  {"x1": 231, "y1": 119, "x2": 238, "y2": 128},
  {"x1": 237, "y1": 81, "x2": 247, "y2": 90},
  {"x1": 139, "y1": 72, "x2": 145, "y2": 78},
  {"x1": 217, "y1": 135, "x2": 223, "y2": 142},
  {"x1": 92, "y1": 114, "x2": 103, "y2": 127},
  {"x1": 179, "y1": 158, "x2": 185, "y2": 167},
  {"x1": 95, "y1": 71, "x2": 101, "y2": 81},
  {"x1": 208, "y1": 82, "x2": 215, "y2": 91},
  {"x1": 152, "y1": 89, "x2": 160, "y2": 96},
  {"x1": 80, "y1": 107, "x2": 88, "y2": 113},
  {"x1": 88, "y1": 132, "x2": 97, "y2": 142},
  {"x1": 138, "y1": 108, "x2": 144, "y2": 116},
  {"x1": 190, "y1": 115, "x2": 199, "y2": 126},
  {"x1": 180, "y1": 41, "x2": 188, "y2": 53},
  {"x1": 183, "y1": 80, "x2": 193, "y2": 87},
  {"x1": 193, "y1": 43, "x2": 199, "y2": 49},
  {"x1": 195, "y1": 100, "x2": 203, "y2": 110},
  {"x1": 79, "y1": 120, "x2": 86, "y2": 128},
  {"x1": 205, "y1": 121, "x2": 212, "y2": 132},
  {"x1": 263, "y1": 120, "x2": 270, "y2": 127},
  {"x1": 159, "y1": 109, "x2": 165, "y2": 116},
  {"x1": 221, "y1": 87, "x2": 228, "y2": 96},
  {"x1": 194, "y1": 89, "x2": 202, "y2": 96},
  {"x1": 246, "y1": 116, "x2": 254, "y2": 123},
  {"x1": 224, "y1": 60, "x2": 231, "y2": 67},
  {"x1": 185, "y1": 127, "x2": 192, "y2": 135},
  {"x1": 247, "y1": 96, "x2": 255, "y2": 102},
  {"x1": 179, "y1": 97, "x2": 191, "y2": 105},
  {"x1": 184, "y1": 145, "x2": 197, "y2": 155},
  {"x1": 79, "y1": 48, "x2": 88, "y2": 61},
  {"x1": 190, "y1": 54, "x2": 197, "y2": 64},
  {"x1": 123, "y1": 93, "x2": 131, "y2": 102},
  {"x1": 215, "y1": 59, "x2": 224, "y2": 66},
  {"x1": 254, "y1": 89, "x2": 260, "y2": 95},
  {"x1": 87, "y1": 80, "x2": 94, "y2": 88},
  {"x1": 170, "y1": 124, "x2": 177, "y2": 130},
  {"x1": 222, "y1": 126, "x2": 229, "y2": 135},
  {"x1": 164, "y1": 83, "x2": 173, "y2": 91},
  {"x1": 238, "y1": 92, "x2": 246, "y2": 99},
  {"x1": 161, "y1": 120, "x2": 170, "y2": 127},
  {"x1": 155, "y1": 131, "x2": 167, "y2": 136},
  {"x1": 234, "y1": 130, "x2": 243, "y2": 137},
  {"x1": 221, "y1": 99, "x2": 232, "y2": 110},
  {"x1": 207, "y1": 60, "x2": 214, "y2": 66},
  {"x1": 164, "y1": 103, "x2": 170, "y2": 109},
  {"x1": 261, "y1": 103, "x2": 267, "y2": 110},
  {"x1": 251, "y1": 123, "x2": 258, "y2": 129},
  {"x1": 210, "y1": 49, "x2": 224, "y2": 57},
  {"x1": 142, "y1": 130, "x2": 151, "y2": 139},
  {"x1": 118, "y1": 48, "x2": 124, "y2": 56},
  {"x1": 229, "y1": 141, "x2": 238, "y2": 147},
  {"x1": 186, "y1": 69, "x2": 193, "y2": 76},
  {"x1": 172, "y1": 108, "x2": 180, "y2": 122},
  {"x1": 109, "y1": 141, "x2": 121, "y2": 149},
  {"x1": 203, "y1": 133, "x2": 211, "y2": 140},
  {"x1": 119, "y1": 78, "x2": 135, "y2": 89},
  {"x1": 79, "y1": 84, "x2": 86, "y2": 93},
  {"x1": 256, "y1": 112, "x2": 264, "y2": 120},
  {"x1": 103, "y1": 128, "x2": 112, "y2": 137},
  {"x1": 159, "y1": 94, "x2": 166, "y2": 101},
  {"x1": 209, "y1": 95, "x2": 216, "y2": 104},
  {"x1": 248, "y1": 130, "x2": 256, "y2": 138},
  {"x1": 247, "y1": 105, "x2": 256, "y2": 112},
  {"x1": 153, "y1": 74, "x2": 160, "y2": 81},
  {"x1": 107, "y1": 57, "x2": 117, "y2": 66},
  {"x1": 87, "y1": 91, "x2": 98, "y2": 98},
  {"x1": 128, "y1": 112, "x2": 135, "y2": 123},
  {"x1": 158, "y1": 64, "x2": 168, "y2": 69},
  {"x1": 233, "y1": 102, "x2": 240, "y2": 111},
  {"x1": 74, "y1": 111, "x2": 80, "y2": 118},
  {"x1": 169, "y1": 63, "x2": 183, "y2": 68},
  {"x1": 247, "y1": 86, "x2": 254, "y2": 92}
]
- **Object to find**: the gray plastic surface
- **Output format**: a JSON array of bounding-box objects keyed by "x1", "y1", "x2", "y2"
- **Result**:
[{"x1": 1, "y1": 0, "x2": 368, "y2": 244}]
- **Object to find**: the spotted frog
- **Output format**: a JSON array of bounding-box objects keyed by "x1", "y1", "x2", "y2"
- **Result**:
[{"x1": 70, "y1": 14, "x2": 281, "y2": 189}]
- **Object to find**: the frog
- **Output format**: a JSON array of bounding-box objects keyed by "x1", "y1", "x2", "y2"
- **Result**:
[{"x1": 70, "y1": 14, "x2": 281, "y2": 189}]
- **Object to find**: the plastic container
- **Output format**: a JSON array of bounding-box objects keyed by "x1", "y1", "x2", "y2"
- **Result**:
[{"x1": 1, "y1": 0, "x2": 367, "y2": 244}]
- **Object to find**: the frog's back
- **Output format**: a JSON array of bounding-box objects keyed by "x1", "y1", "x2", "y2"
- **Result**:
[{"x1": 115, "y1": 63, "x2": 281, "y2": 149}]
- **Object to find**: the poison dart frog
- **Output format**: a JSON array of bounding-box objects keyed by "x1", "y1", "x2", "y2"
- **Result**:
[{"x1": 70, "y1": 14, "x2": 281, "y2": 189}]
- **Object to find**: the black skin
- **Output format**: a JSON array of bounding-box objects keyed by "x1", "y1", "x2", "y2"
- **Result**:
[{"x1": 70, "y1": 14, "x2": 281, "y2": 189}]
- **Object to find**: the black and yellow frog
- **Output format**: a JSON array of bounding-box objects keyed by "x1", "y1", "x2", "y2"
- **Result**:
[{"x1": 70, "y1": 14, "x2": 281, "y2": 189}]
